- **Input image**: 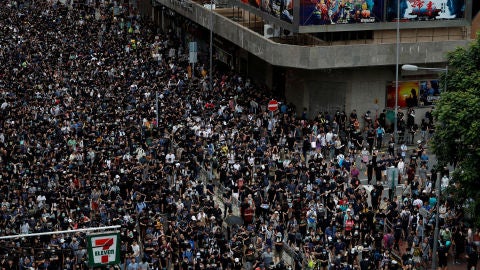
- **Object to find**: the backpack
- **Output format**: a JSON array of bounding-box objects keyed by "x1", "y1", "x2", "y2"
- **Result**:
[{"x1": 374, "y1": 250, "x2": 382, "y2": 261}]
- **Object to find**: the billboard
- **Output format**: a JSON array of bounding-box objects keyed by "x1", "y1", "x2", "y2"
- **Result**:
[
  {"x1": 300, "y1": 0, "x2": 385, "y2": 25},
  {"x1": 386, "y1": 0, "x2": 465, "y2": 21},
  {"x1": 236, "y1": 0, "x2": 466, "y2": 29},
  {"x1": 386, "y1": 80, "x2": 443, "y2": 108},
  {"x1": 386, "y1": 81, "x2": 419, "y2": 108}
]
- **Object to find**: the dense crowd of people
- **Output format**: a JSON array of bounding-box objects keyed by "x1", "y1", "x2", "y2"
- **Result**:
[{"x1": 0, "y1": 1, "x2": 479, "y2": 270}]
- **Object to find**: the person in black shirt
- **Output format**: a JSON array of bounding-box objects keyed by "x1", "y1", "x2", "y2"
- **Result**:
[
  {"x1": 387, "y1": 137, "x2": 395, "y2": 157},
  {"x1": 367, "y1": 129, "x2": 375, "y2": 154},
  {"x1": 372, "y1": 152, "x2": 380, "y2": 184},
  {"x1": 402, "y1": 251, "x2": 414, "y2": 269},
  {"x1": 370, "y1": 186, "x2": 380, "y2": 211},
  {"x1": 360, "y1": 256, "x2": 374, "y2": 270},
  {"x1": 437, "y1": 239, "x2": 449, "y2": 270},
  {"x1": 366, "y1": 160, "x2": 374, "y2": 184},
  {"x1": 452, "y1": 226, "x2": 465, "y2": 264},
  {"x1": 466, "y1": 244, "x2": 478, "y2": 270},
  {"x1": 393, "y1": 221, "x2": 403, "y2": 251}
]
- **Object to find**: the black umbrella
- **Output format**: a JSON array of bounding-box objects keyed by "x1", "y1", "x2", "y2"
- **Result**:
[{"x1": 225, "y1": 215, "x2": 243, "y2": 226}]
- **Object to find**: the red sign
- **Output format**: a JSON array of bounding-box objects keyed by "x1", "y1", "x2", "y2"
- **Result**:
[
  {"x1": 268, "y1": 99, "x2": 278, "y2": 111},
  {"x1": 95, "y1": 238, "x2": 114, "y2": 263}
]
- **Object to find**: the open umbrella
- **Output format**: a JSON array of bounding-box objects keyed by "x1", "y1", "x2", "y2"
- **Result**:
[{"x1": 225, "y1": 215, "x2": 243, "y2": 226}]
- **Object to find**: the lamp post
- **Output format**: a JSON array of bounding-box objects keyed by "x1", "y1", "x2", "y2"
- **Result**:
[
  {"x1": 209, "y1": 0, "x2": 213, "y2": 92},
  {"x1": 431, "y1": 170, "x2": 441, "y2": 270},
  {"x1": 394, "y1": 0, "x2": 400, "y2": 153},
  {"x1": 402, "y1": 64, "x2": 448, "y2": 270},
  {"x1": 156, "y1": 91, "x2": 159, "y2": 128},
  {"x1": 401, "y1": 64, "x2": 448, "y2": 92}
]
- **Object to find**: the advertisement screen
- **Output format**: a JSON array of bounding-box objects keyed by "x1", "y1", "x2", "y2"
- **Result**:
[
  {"x1": 386, "y1": 0, "x2": 465, "y2": 21},
  {"x1": 300, "y1": 0, "x2": 384, "y2": 25},
  {"x1": 386, "y1": 81, "x2": 419, "y2": 108}
]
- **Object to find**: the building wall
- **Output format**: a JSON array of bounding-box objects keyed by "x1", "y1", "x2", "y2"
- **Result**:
[
  {"x1": 283, "y1": 67, "x2": 439, "y2": 128},
  {"x1": 346, "y1": 68, "x2": 394, "y2": 116},
  {"x1": 246, "y1": 53, "x2": 273, "y2": 89},
  {"x1": 284, "y1": 67, "x2": 433, "y2": 125},
  {"x1": 155, "y1": 0, "x2": 472, "y2": 70}
]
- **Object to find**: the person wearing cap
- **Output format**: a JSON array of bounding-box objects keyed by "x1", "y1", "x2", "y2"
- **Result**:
[
  {"x1": 273, "y1": 231, "x2": 284, "y2": 265},
  {"x1": 232, "y1": 256, "x2": 242, "y2": 270}
]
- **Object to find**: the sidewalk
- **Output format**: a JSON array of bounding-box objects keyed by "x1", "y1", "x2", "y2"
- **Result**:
[
  {"x1": 395, "y1": 238, "x2": 473, "y2": 270},
  {"x1": 353, "y1": 131, "x2": 440, "y2": 183}
]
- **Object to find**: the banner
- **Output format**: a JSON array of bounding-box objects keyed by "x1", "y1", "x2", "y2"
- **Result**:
[
  {"x1": 300, "y1": 0, "x2": 384, "y2": 25},
  {"x1": 87, "y1": 233, "x2": 121, "y2": 267},
  {"x1": 386, "y1": 0, "x2": 465, "y2": 21}
]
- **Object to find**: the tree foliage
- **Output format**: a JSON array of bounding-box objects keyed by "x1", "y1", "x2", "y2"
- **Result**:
[{"x1": 431, "y1": 35, "x2": 480, "y2": 227}]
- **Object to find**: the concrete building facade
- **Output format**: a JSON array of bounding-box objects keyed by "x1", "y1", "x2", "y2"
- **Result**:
[{"x1": 137, "y1": 0, "x2": 478, "y2": 122}]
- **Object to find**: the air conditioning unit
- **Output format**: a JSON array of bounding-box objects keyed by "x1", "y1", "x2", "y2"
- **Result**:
[
  {"x1": 264, "y1": 24, "x2": 280, "y2": 38},
  {"x1": 264, "y1": 24, "x2": 274, "y2": 38},
  {"x1": 203, "y1": 3, "x2": 215, "y2": 9},
  {"x1": 283, "y1": 28, "x2": 294, "y2": 36}
]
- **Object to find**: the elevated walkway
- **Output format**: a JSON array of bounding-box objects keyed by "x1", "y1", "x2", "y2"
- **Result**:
[{"x1": 156, "y1": 0, "x2": 472, "y2": 69}]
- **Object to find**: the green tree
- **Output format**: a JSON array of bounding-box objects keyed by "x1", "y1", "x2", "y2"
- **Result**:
[{"x1": 431, "y1": 34, "x2": 480, "y2": 227}]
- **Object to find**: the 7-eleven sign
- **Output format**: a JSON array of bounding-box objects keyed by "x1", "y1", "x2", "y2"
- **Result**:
[{"x1": 87, "y1": 233, "x2": 121, "y2": 267}]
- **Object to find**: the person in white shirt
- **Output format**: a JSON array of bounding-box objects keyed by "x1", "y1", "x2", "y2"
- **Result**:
[
  {"x1": 424, "y1": 179, "x2": 433, "y2": 193},
  {"x1": 397, "y1": 159, "x2": 405, "y2": 176},
  {"x1": 36, "y1": 193, "x2": 46, "y2": 208},
  {"x1": 413, "y1": 197, "x2": 423, "y2": 208},
  {"x1": 325, "y1": 131, "x2": 333, "y2": 145},
  {"x1": 20, "y1": 221, "x2": 30, "y2": 234},
  {"x1": 131, "y1": 241, "x2": 141, "y2": 261},
  {"x1": 400, "y1": 143, "x2": 407, "y2": 160},
  {"x1": 441, "y1": 175, "x2": 449, "y2": 191},
  {"x1": 165, "y1": 152, "x2": 175, "y2": 163},
  {"x1": 176, "y1": 199, "x2": 184, "y2": 213}
]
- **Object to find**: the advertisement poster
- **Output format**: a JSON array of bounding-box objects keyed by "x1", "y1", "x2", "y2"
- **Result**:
[
  {"x1": 419, "y1": 79, "x2": 441, "y2": 105},
  {"x1": 242, "y1": 0, "x2": 294, "y2": 23},
  {"x1": 386, "y1": 0, "x2": 465, "y2": 21},
  {"x1": 386, "y1": 81, "x2": 419, "y2": 108},
  {"x1": 300, "y1": 0, "x2": 384, "y2": 25}
]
